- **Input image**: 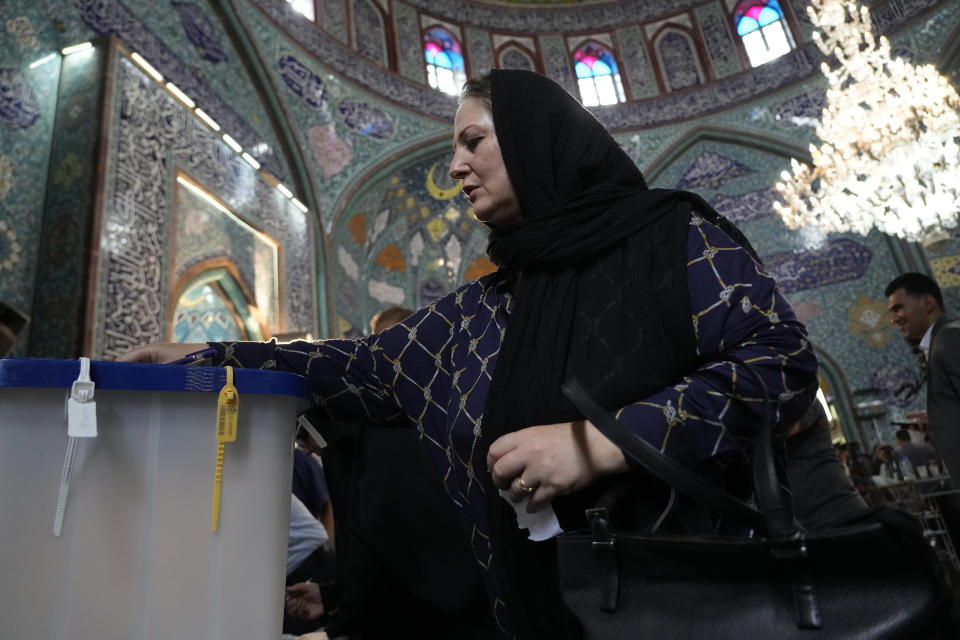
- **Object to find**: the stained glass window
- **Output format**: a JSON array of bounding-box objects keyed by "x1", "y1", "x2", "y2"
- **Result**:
[
  {"x1": 285, "y1": 0, "x2": 315, "y2": 21},
  {"x1": 424, "y1": 28, "x2": 465, "y2": 96},
  {"x1": 573, "y1": 43, "x2": 626, "y2": 106},
  {"x1": 735, "y1": 0, "x2": 794, "y2": 67}
]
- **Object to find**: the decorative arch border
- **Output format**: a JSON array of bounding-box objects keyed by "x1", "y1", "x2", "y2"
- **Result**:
[
  {"x1": 328, "y1": 135, "x2": 494, "y2": 332},
  {"x1": 649, "y1": 24, "x2": 711, "y2": 92},
  {"x1": 250, "y1": 0, "x2": 945, "y2": 124},
  {"x1": 349, "y1": 0, "x2": 393, "y2": 69},
  {"x1": 168, "y1": 256, "x2": 271, "y2": 342},
  {"x1": 330, "y1": 132, "x2": 452, "y2": 231},
  {"x1": 495, "y1": 40, "x2": 541, "y2": 72},
  {"x1": 325, "y1": 134, "x2": 450, "y2": 328},
  {"x1": 642, "y1": 125, "x2": 809, "y2": 184},
  {"x1": 566, "y1": 37, "x2": 629, "y2": 103},
  {"x1": 420, "y1": 18, "x2": 471, "y2": 80}
]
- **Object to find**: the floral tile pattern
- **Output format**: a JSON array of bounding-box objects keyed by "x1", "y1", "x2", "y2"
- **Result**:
[
  {"x1": 73, "y1": 0, "x2": 289, "y2": 179},
  {"x1": 847, "y1": 294, "x2": 897, "y2": 349}
]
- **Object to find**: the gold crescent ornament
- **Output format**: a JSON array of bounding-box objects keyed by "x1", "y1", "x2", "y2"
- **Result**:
[{"x1": 426, "y1": 163, "x2": 462, "y2": 200}]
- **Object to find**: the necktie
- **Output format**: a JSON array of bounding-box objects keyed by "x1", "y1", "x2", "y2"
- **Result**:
[{"x1": 913, "y1": 344, "x2": 928, "y2": 384}]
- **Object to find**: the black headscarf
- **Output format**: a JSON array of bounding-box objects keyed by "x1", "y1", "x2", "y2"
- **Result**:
[{"x1": 479, "y1": 70, "x2": 758, "y2": 638}]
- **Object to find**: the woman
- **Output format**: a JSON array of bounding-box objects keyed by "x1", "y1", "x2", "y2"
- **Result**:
[
  {"x1": 122, "y1": 70, "x2": 818, "y2": 638},
  {"x1": 872, "y1": 443, "x2": 895, "y2": 476}
]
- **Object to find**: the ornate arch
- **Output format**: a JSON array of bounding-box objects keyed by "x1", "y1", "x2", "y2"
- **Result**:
[
  {"x1": 569, "y1": 38, "x2": 627, "y2": 105},
  {"x1": 651, "y1": 25, "x2": 708, "y2": 92},
  {"x1": 168, "y1": 257, "x2": 270, "y2": 343},
  {"x1": 351, "y1": 0, "x2": 390, "y2": 68},
  {"x1": 496, "y1": 41, "x2": 539, "y2": 72},
  {"x1": 642, "y1": 125, "x2": 809, "y2": 184}
]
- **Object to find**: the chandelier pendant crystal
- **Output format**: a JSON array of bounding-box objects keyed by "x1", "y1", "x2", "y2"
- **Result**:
[{"x1": 773, "y1": 0, "x2": 960, "y2": 244}]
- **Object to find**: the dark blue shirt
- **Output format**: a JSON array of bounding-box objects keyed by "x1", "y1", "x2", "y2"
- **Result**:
[{"x1": 213, "y1": 214, "x2": 818, "y2": 634}]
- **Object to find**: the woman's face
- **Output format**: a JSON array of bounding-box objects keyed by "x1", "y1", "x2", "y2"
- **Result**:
[{"x1": 449, "y1": 98, "x2": 521, "y2": 226}]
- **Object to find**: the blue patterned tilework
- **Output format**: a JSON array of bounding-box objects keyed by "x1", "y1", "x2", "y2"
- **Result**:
[
  {"x1": 352, "y1": 0, "x2": 388, "y2": 67},
  {"x1": 89, "y1": 55, "x2": 315, "y2": 358},
  {"x1": 279, "y1": 55, "x2": 328, "y2": 108},
  {"x1": 172, "y1": 1, "x2": 228, "y2": 63},
  {"x1": 237, "y1": 0, "x2": 445, "y2": 229},
  {"x1": 764, "y1": 238, "x2": 873, "y2": 294},
  {"x1": 172, "y1": 282, "x2": 246, "y2": 342},
  {"x1": 466, "y1": 26, "x2": 493, "y2": 75},
  {"x1": 615, "y1": 25, "x2": 659, "y2": 100},
  {"x1": 658, "y1": 30, "x2": 703, "y2": 92},
  {"x1": 26, "y1": 45, "x2": 105, "y2": 358},
  {"x1": 539, "y1": 34, "x2": 575, "y2": 96},
  {"x1": 676, "y1": 150, "x2": 753, "y2": 190},
  {"x1": 338, "y1": 98, "x2": 394, "y2": 139},
  {"x1": 322, "y1": 0, "x2": 349, "y2": 44},
  {"x1": 774, "y1": 86, "x2": 826, "y2": 127},
  {"x1": 0, "y1": 4, "x2": 62, "y2": 354},
  {"x1": 0, "y1": 68, "x2": 41, "y2": 129},
  {"x1": 710, "y1": 186, "x2": 778, "y2": 224},
  {"x1": 393, "y1": 0, "x2": 425, "y2": 83},
  {"x1": 73, "y1": 0, "x2": 287, "y2": 179},
  {"x1": 590, "y1": 43, "x2": 819, "y2": 131},
  {"x1": 400, "y1": 0, "x2": 706, "y2": 31},
  {"x1": 252, "y1": 0, "x2": 946, "y2": 131},
  {"x1": 331, "y1": 148, "x2": 491, "y2": 335},
  {"x1": 695, "y1": 2, "x2": 743, "y2": 80},
  {"x1": 172, "y1": 185, "x2": 280, "y2": 332},
  {"x1": 500, "y1": 47, "x2": 534, "y2": 71},
  {"x1": 250, "y1": 0, "x2": 451, "y2": 119},
  {"x1": 873, "y1": 361, "x2": 922, "y2": 409}
]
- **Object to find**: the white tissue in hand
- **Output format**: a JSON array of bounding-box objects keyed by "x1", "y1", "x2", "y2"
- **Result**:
[{"x1": 498, "y1": 489, "x2": 564, "y2": 541}]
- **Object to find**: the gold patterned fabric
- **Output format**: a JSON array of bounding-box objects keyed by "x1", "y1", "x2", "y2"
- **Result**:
[{"x1": 213, "y1": 215, "x2": 818, "y2": 635}]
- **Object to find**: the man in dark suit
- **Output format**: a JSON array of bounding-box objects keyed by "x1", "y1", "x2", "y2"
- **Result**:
[{"x1": 885, "y1": 273, "x2": 960, "y2": 480}]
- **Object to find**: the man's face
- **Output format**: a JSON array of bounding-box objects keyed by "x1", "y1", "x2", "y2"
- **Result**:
[{"x1": 887, "y1": 288, "x2": 936, "y2": 341}]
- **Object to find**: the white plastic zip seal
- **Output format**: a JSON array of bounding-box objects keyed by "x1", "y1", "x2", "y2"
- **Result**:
[
  {"x1": 67, "y1": 357, "x2": 97, "y2": 437},
  {"x1": 54, "y1": 357, "x2": 99, "y2": 536},
  {"x1": 297, "y1": 413, "x2": 327, "y2": 449}
]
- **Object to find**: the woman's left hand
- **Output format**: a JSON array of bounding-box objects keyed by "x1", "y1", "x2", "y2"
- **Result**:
[{"x1": 487, "y1": 420, "x2": 628, "y2": 512}]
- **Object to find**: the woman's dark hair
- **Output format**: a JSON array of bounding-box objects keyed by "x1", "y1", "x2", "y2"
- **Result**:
[{"x1": 459, "y1": 73, "x2": 492, "y2": 113}]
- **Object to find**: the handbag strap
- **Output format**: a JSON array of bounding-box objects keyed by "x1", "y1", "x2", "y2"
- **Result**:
[{"x1": 561, "y1": 353, "x2": 796, "y2": 538}]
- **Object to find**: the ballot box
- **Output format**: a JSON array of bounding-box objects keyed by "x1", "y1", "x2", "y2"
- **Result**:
[{"x1": 0, "y1": 357, "x2": 309, "y2": 639}]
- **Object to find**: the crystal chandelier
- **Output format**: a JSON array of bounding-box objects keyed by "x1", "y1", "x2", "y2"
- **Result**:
[{"x1": 773, "y1": 0, "x2": 960, "y2": 245}]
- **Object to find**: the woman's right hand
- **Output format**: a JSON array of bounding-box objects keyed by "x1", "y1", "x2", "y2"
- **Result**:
[{"x1": 116, "y1": 343, "x2": 207, "y2": 364}]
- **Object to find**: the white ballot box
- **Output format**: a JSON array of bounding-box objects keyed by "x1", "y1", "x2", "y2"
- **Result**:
[{"x1": 0, "y1": 358, "x2": 309, "y2": 639}]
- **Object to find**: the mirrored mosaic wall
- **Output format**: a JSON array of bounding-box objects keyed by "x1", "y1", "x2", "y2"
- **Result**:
[
  {"x1": 90, "y1": 54, "x2": 316, "y2": 359},
  {"x1": 252, "y1": 0, "x2": 949, "y2": 126},
  {"x1": 331, "y1": 147, "x2": 494, "y2": 338}
]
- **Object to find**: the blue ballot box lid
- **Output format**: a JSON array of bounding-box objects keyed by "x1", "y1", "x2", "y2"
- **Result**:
[{"x1": 0, "y1": 357, "x2": 309, "y2": 398}]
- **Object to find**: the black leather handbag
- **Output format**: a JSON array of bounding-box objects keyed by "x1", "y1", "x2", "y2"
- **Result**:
[{"x1": 558, "y1": 356, "x2": 955, "y2": 639}]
